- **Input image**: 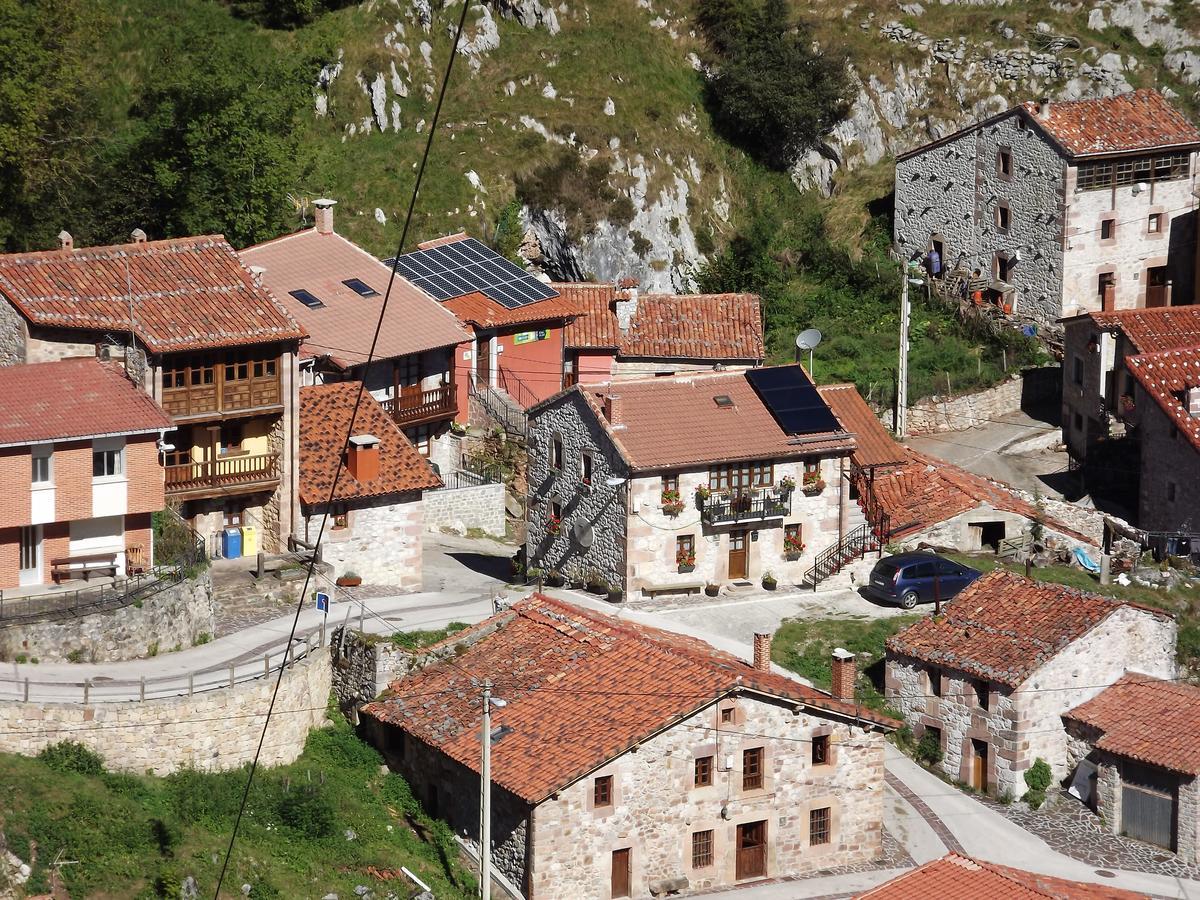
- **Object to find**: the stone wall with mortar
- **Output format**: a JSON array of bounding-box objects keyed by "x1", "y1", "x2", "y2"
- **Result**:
[
  {"x1": 0, "y1": 571, "x2": 215, "y2": 664},
  {"x1": 899, "y1": 501, "x2": 1091, "y2": 552},
  {"x1": 1135, "y1": 392, "x2": 1200, "y2": 534},
  {"x1": 304, "y1": 494, "x2": 423, "y2": 589},
  {"x1": 0, "y1": 648, "x2": 331, "y2": 774},
  {"x1": 884, "y1": 368, "x2": 1061, "y2": 435},
  {"x1": 329, "y1": 626, "x2": 416, "y2": 710},
  {"x1": 529, "y1": 694, "x2": 887, "y2": 899},
  {"x1": 423, "y1": 482, "x2": 506, "y2": 536},
  {"x1": 0, "y1": 297, "x2": 26, "y2": 366}
]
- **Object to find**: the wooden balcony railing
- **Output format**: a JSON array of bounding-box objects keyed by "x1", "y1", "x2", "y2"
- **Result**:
[
  {"x1": 165, "y1": 452, "x2": 281, "y2": 496},
  {"x1": 381, "y1": 384, "x2": 457, "y2": 427},
  {"x1": 701, "y1": 488, "x2": 791, "y2": 526}
]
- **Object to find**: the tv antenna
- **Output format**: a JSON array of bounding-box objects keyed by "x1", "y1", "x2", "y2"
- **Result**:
[{"x1": 796, "y1": 328, "x2": 822, "y2": 376}]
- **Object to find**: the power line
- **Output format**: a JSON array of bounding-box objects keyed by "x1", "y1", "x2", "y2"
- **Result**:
[{"x1": 211, "y1": 3, "x2": 474, "y2": 894}]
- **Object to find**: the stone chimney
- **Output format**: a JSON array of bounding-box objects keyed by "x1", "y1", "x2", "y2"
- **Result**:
[
  {"x1": 1037, "y1": 97, "x2": 1052, "y2": 120},
  {"x1": 314, "y1": 198, "x2": 337, "y2": 235},
  {"x1": 248, "y1": 265, "x2": 267, "y2": 288},
  {"x1": 130, "y1": 228, "x2": 147, "y2": 244},
  {"x1": 752, "y1": 632, "x2": 772, "y2": 672},
  {"x1": 831, "y1": 648, "x2": 856, "y2": 702},
  {"x1": 347, "y1": 434, "x2": 380, "y2": 483},
  {"x1": 614, "y1": 278, "x2": 640, "y2": 332},
  {"x1": 58, "y1": 230, "x2": 73, "y2": 251},
  {"x1": 1188, "y1": 386, "x2": 1200, "y2": 418}
]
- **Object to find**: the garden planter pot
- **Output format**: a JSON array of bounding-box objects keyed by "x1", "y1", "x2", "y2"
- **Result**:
[
  {"x1": 763, "y1": 579, "x2": 778, "y2": 591},
  {"x1": 785, "y1": 552, "x2": 801, "y2": 562},
  {"x1": 802, "y1": 480, "x2": 826, "y2": 496},
  {"x1": 336, "y1": 575, "x2": 362, "y2": 588},
  {"x1": 607, "y1": 588, "x2": 623, "y2": 603},
  {"x1": 678, "y1": 564, "x2": 695, "y2": 574},
  {"x1": 704, "y1": 584, "x2": 720, "y2": 598},
  {"x1": 546, "y1": 573, "x2": 565, "y2": 587}
]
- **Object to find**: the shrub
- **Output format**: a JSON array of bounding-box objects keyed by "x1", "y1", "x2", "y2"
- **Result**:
[
  {"x1": 303, "y1": 722, "x2": 382, "y2": 771},
  {"x1": 165, "y1": 768, "x2": 247, "y2": 827},
  {"x1": 915, "y1": 731, "x2": 943, "y2": 766},
  {"x1": 38, "y1": 741, "x2": 106, "y2": 776},
  {"x1": 277, "y1": 787, "x2": 335, "y2": 838},
  {"x1": 66, "y1": 648, "x2": 86, "y2": 663},
  {"x1": 1022, "y1": 758, "x2": 1053, "y2": 809},
  {"x1": 380, "y1": 772, "x2": 422, "y2": 818},
  {"x1": 193, "y1": 632, "x2": 212, "y2": 646}
]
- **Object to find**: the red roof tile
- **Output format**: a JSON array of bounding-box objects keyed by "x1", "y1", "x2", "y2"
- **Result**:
[
  {"x1": 0, "y1": 236, "x2": 304, "y2": 354},
  {"x1": 1085, "y1": 306, "x2": 1200, "y2": 354},
  {"x1": 298, "y1": 383, "x2": 441, "y2": 506},
  {"x1": 559, "y1": 284, "x2": 764, "y2": 361},
  {"x1": 867, "y1": 450, "x2": 1091, "y2": 544},
  {"x1": 0, "y1": 358, "x2": 173, "y2": 447},
  {"x1": 1065, "y1": 674, "x2": 1200, "y2": 776},
  {"x1": 543, "y1": 366, "x2": 855, "y2": 472},
  {"x1": 364, "y1": 594, "x2": 897, "y2": 803},
  {"x1": 818, "y1": 384, "x2": 906, "y2": 469},
  {"x1": 240, "y1": 229, "x2": 469, "y2": 367},
  {"x1": 1021, "y1": 90, "x2": 1200, "y2": 157},
  {"x1": 859, "y1": 853, "x2": 1149, "y2": 899},
  {"x1": 416, "y1": 232, "x2": 470, "y2": 250},
  {"x1": 1126, "y1": 348, "x2": 1200, "y2": 453},
  {"x1": 886, "y1": 570, "x2": 1169, "y2": 687},
  {"x1": 442, "y1": 291, "x2": 581, "y2": 330}
]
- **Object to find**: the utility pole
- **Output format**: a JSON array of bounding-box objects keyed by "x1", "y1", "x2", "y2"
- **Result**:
[
  {"x1": 480, "y1": 680, "x2": 492, "y2": 900},
  {"x1": 896, "y1": 262, "x2": 924, "y2": 440}
]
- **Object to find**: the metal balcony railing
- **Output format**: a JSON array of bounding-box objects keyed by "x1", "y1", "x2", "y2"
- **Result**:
[{"x1": 701, "y1": 488, "x2": 791, "y2": 526}]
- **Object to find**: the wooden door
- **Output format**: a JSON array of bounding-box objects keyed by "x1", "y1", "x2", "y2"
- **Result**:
[
  {"x1": 475, "y1": 335, "x2": 491, "y2": 385},
  {"x1": 736, "y1": 820, "x2": 767, "y2": 880},
  {"x1": 728, "y1": 529, "x2": 748, "y2": 580},
  {"x1": 611, "y1": 848, "x2": 631, "y2": 898},
  {"x1": 972, "y1": 739, "x2": 989, "y2": 792},
  {"x1": 1121, "y1": 763, "x2": 1177, "y2": 850},
  {"x1": 1146, "y1": 266, "x2": 1169, "y2": 308}
]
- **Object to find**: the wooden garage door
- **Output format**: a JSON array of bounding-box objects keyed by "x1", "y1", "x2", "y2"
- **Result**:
[{"x1": 1121, "y1": 762, "x2": 1176, "y2": 851}]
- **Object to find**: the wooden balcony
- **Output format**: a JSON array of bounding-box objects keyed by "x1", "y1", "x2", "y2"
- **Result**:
[
  {"x1": 381, "y1": 384, "x2": 457, "y2": 428},
  {"x1": 165, "y1": 452, "x2": 281, "y2": 499},
  {"x1": 702, "y1": 488, "x2": 791, "y2": 526}
]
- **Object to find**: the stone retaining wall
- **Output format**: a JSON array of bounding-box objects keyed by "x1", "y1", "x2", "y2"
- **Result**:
[
  {"x1": 0, "y1": 648, "x2": 331, "y2": 774},
  {"x1": 880, "y1": 368, "x2": 1062, "y2": 435},
  {"x1": 423, "y1": 481, "x2": 506, "y2": 536},
  {"x1": 0, "y1": 572, "x2": 216, "y2": 664}
]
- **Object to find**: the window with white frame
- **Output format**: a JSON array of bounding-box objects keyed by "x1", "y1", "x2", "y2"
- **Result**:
[
  {"x1": 31, "y1": 446, "x2": 53, "y2": 485},
  {"x1": 92, "y1": 437, "x2": 125, "y2": 479}
]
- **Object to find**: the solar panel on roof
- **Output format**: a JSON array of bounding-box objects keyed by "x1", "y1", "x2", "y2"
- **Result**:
[
  {"x1": 342, "y1": 278, "x2": 379, "y2": 297},
  {"x1": 745, "y1": 366, "x2": 842, "y2": 436},
  {"x1": 386, "y1": 237, "x2": 559, "y2": 309},
  {"x1": 289, "y1": 289, "x2": 325, "y2": 310}
]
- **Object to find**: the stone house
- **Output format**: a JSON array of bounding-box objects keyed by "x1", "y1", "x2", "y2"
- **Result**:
[
  {"x1": 240, "y1": 201, "x2": 471, "y2": 474},
  {"x1": 1059, "y1": 305, "x2": 1200, "y2": 466},
  {"x1": 0, "y1": 231, "x2": 305, "y2": 552},
  {"x1": 1063, "y1": 674, "x2": 1200, "y2": 863},
  {"x1": 1124, "y1": 348, "x2": 1200, "y2": 535},
  {"x1": 894, "y1": 89, "x2": 1200, "y2": 325},
  {"x1": 885, "y1": 570, "x2": 1176, "y2": 799},
  {"x1": 557, "y1": 282, "x2": 764, "y2": 384},
  {"x1": 859, "y1": 852, "x2": 1149, "y2": 899},
  {"x1": 361, "y1": 594, "x2": 897, "y2": 900},
  {"x1": 524, "y1": 366, "x2": 858, "y2": 599},
  {"x1": 298, "y1": 382, "x2": 441, "y2": 587},
  {"x1": 0, "y1": 358, "x2": 173, "y2": 588}
]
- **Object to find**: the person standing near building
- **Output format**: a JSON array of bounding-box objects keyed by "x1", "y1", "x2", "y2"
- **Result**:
[{"x1": 927, "y1": 246, "x2": 942, "y2": 280}]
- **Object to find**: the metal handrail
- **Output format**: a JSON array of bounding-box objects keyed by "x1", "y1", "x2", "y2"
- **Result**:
[
  {"x1": 0, "y1": 570, "x2": 182, "y2": 626},
  {"x1": 804, "y1": 523, "x2": 878, "y2": 590}
]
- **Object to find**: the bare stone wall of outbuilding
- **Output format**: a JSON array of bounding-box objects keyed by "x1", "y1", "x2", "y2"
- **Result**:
[
  {"x1": 900, "y1": 502, "x2": 1088, "y2": 554},
  {"x1": 304, "y1": 494, "x2": 423, "y2": 589},
  {"x1": 1135, "y1": 393, "x2": 1200, "y2": 534},
  {"x1": 423, "y1": 482, "x2": 506, "y2": 537},
  {"x1": 528, "y1": 694, "x2": 887, "y2": 900},
  {"x1": 0, "y1": 297, "x2": 27, "y2": 366}
]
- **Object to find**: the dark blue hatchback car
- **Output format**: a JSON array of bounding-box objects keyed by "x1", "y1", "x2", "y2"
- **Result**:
[{"x1": 865, "y1": 552, "x2": 982, "y2": 609}]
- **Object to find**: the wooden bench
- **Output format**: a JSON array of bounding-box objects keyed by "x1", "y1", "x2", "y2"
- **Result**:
[
  {"x1": 51, "y1": 553, "x2": 118, "y2": 583},
  {"x1": 640, "y1": 580, "x2": 705, "y2": 599}
]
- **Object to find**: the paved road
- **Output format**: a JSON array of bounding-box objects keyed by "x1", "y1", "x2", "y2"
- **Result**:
[{"x1": 908, "y1": 409, "x2": 1070, "y2": 498}]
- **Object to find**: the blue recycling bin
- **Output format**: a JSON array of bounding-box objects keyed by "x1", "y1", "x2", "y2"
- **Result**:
[{"x1": 222, "y1": 527, "x2": 242, "y2": 559}]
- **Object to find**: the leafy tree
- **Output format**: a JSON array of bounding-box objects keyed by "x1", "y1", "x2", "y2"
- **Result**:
[{"x1": 697, "y1": 0, "x2": 848, "y2": 170}]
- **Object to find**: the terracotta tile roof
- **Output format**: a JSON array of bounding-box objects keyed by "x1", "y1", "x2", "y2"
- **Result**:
[
  {"x1": 867, "y1": 450, "x2": 1091, "y2": 544},
  {"x1": 818, "y1": 384, "x2": 906, "y2": 469},
  {"x1": 1021, "y1": 90, "x2": 1200, "y2": 157},
  {"x1": 298, "y1": 382, "x2": 441, "y2": 506},
  {"x1": 1085, "y1": 306, "x2": 1200, "y2": 354},
  {"x1": 0, "y1": 357, "x2": 173, "y2": 447},
  {"x1": 240, "y1": 229, "x2": 469, "y2": 367},
  {"x1": 442, "y1": 291, "x2": 582, "y2": 330},
  {"x1": 536, "y1": 366, "x2": 856, "y2": 472},
  {"x1": 1126, "y1": 348, "x2": 1200, "y2": 453},
  {"x1": 416, "y1": 232, "x2": 470, "y2": 250},
  {"x1": 0, "y1": 236, "x2": 304, "y2": 354},
  {"x1": 858, "y1": 853, "x2": 1149, "y2": 899},
  {"x1": 1064, "y1": 674, "x2": 1200, "y2": 775},
  {"x1": 364, "y1": 594, "x2": 897, "y2": 803},
  {"x1": 886, "y1": 570, "x2": 1169, "y2": 687},
  {"x1": 558, "y1": 284, "x2": 764, "y2": 361}
]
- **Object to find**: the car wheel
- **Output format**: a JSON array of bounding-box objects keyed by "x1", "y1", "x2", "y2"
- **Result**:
[{"x1": 900, "y1": 591, "x2": 919, "y2": 610}]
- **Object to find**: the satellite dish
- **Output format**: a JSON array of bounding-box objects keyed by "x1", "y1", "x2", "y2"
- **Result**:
[
  {"x1": 573, "y1": 522, "x2": 594, "y2": 548},
  {"x1": 796, "y1": 329, "x2": 823, "y2": 351}
]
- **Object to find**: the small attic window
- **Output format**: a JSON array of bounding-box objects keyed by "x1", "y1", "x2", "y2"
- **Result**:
[
  {"x1": 343, "y1": 278, "x2": 379, "y2": 297},
  {"x1": 289, "y1": 289, "x2": 325, "y2": 309},
  {"x1": 714, "y1": 395, "x2": 734, "y2": 408}
]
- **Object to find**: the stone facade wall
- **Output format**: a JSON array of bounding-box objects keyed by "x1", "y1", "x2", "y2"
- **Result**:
[
  {"x1": 891, "y1": 369, "x2": 1060, "y2": 435},
  {"x1": 526, "y1": 392, "x2": 629, "y2": 591},
  {"x1": 304, "y1": 493, "x2": 423, "y2": 589},
  {"x1": 1135, "y1": 391, "x2": 1200, "y2": 534},
  {"x1": 895, "y1": 112, "x2": 1068, "y2": 324},
  {"x1": 0, "y1": 648, "x2": 331, "y2": 774},
  {"x1": 0, "y1": 571, "x2": 215, "y2": 664},
  {"x1": 0, "y1": 297, "x2": 27, "y2": 366},
  {"x1": 887, "y1": 604, "x2": 1176, "y2": 798},
  {"x1": 529, "y1": 694, "x2": 887, "y2": 899},
  {"x1": 900, "y1": 501, "x2": 1089, "y2": 552},
  {"x1": 423, "y1": 482, "x2": 506, "y2": 537},
  {"x1": 329, "y1": 626, "x2": 416, "y2": 710}
]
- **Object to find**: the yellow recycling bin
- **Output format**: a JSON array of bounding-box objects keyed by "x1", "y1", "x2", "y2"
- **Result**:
[{"x1": 240, "y1": 525, "x2": 259, "y2": 557}]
